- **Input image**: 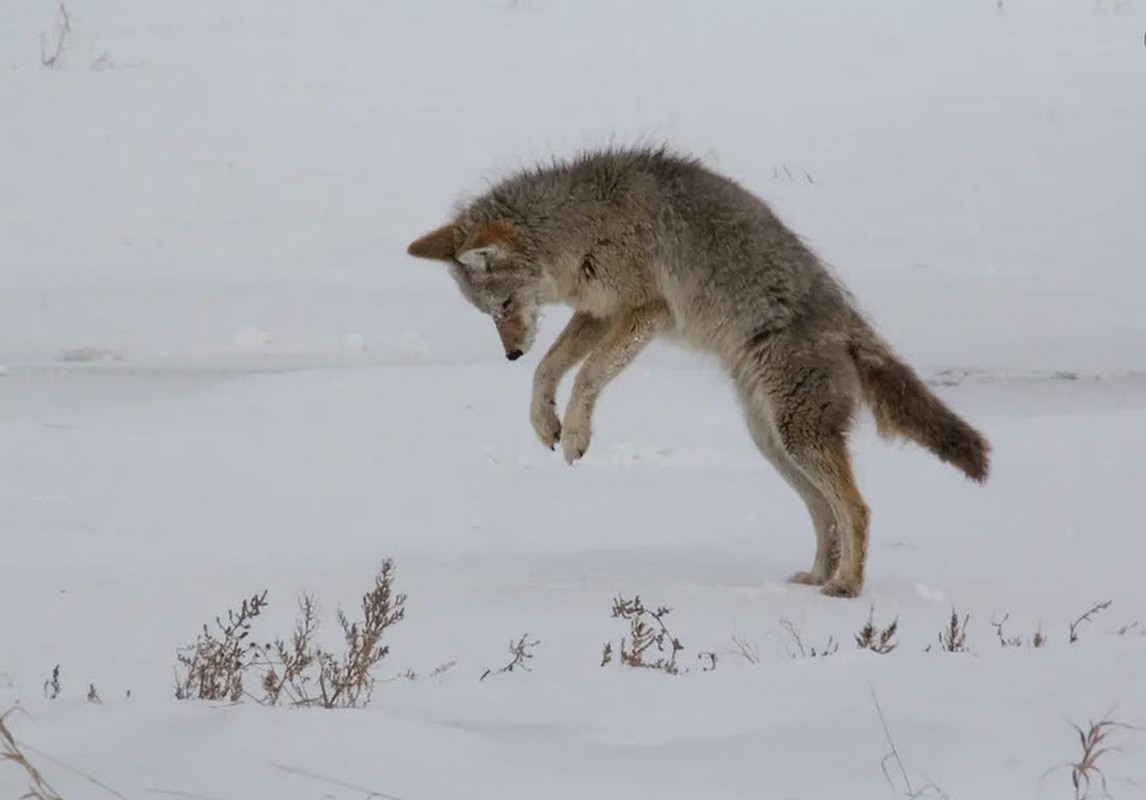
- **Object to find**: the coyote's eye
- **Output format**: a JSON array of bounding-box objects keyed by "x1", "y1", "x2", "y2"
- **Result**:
[{"x1": 500, "y1": 297, "x2": 513, "y2": 313}]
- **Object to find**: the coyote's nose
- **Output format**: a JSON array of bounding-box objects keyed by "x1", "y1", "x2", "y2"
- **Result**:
[{"x1": 506, "y1": 349, "x2": 523, "y2": 361}]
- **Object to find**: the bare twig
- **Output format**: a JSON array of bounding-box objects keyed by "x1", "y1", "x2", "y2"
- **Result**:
[
  {"x1": 990, "y1": 613, "x2": 1021, "y2": 648},
  {"x1": 780, "y1": 619, "x2": 837, "y2": 658},
  {"x1": 480, "y1": 634, "x2": 540, "y2": 681},
  {"x1": 1, "y1": 706, "x2": 63, "y2": 800},
  {"x1": 728, "y1": 633, "x2": 762, "y2": 664},
  {"x1": 40, "y1": 4, "x2": 72, "y2": 69},
  {"x1": 870, "y1": 688, "x2": 949, "y2": 798},
  {"x1": 43, "y1": 665, "x2": 61, "y2": 700},
  {"x1": 1070, "y1": 601, "x2": 1113, "y2": 644},
  {"x1": 429, "y1": 660, "x2": 457, "y2": 678}
]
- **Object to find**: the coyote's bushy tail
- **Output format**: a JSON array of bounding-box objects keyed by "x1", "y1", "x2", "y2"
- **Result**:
[{"x1": 848, "y1": 315, "x2": 990, "y2": 483}]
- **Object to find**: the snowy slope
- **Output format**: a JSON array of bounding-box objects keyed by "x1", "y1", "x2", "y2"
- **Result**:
[{"x1": 2, "y1": 1, "x2": 1145, "y2": 798}]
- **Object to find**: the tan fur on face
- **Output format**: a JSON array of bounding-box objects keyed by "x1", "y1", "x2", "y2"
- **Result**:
[{"x1": 494, "y1": 312, "x2": 528, "y2": 355}]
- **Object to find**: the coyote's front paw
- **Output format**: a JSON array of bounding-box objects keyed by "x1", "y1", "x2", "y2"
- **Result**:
[
  {"x1": 561, "y1": 406, "x2": 592, "y2": 464},
  {"x1": 530, "y1": 393, "x2": 561, "y2": 450}
]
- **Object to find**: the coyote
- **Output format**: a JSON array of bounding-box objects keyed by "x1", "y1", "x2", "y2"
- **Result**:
[{"x1": 406, "y1": 146, "x2": 989, "y2": 597}]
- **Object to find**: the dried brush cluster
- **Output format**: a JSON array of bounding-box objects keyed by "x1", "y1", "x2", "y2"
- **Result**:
[
  {"x1": 175, "y1": 590, "x2": 268, "y2": 702},
  {"x1": 855, "y1": 607, "x2": 899, "y2": 655},
  {"x1": 1040, "y1": 710, "x2": 1141, "y2": 800},
  {"x1": 925, "y1": 608, "x2": 970, "y2": 654},
  {"x1": 175, "y1": 559, "x2": 406, "y2": 708},
  {"x1": 603, "y1": 595, "x2": 684, "y2": 674}
]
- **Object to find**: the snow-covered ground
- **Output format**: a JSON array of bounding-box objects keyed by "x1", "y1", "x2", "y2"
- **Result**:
[{"x1": 2, "y1": 1, "x2": 1144, "y2": 798}]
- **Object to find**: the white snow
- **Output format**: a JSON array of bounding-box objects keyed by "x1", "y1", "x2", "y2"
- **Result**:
[{"x1": 2, "y1": 1, "x2": 1144, "y2": 798}]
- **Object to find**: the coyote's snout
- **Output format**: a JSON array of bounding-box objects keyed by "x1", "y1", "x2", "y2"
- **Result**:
[{"x1": 406, "y1": 146, "x2": 990, "y2": 597}]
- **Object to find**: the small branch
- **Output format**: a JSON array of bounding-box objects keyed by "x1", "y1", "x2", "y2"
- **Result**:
[
  {"x1": 1070, "y1": 601, "x2": 1113, "y2": 644},
  {"x1": 43, "y1": 665, "x2": 61, "y2": 700},
  {"x1": 480, "y1": 634, "x2": 540, "y2": 681},
  {"x1": 728, "y1": 633, "x2": 762, "y2": 664},
  {"x1": 1, "y1": 706, "x2": 64, "y2": 800},
  {"x1": 870, "y1": 688, "x2": 949, "y2": 798},
  {"x1": 780, "y1": 619, "x2": 837, "y2": 658},
  {"x1": 40, "y1": 4, "x2": 72, "y2": 69},
  {"x1": 990, "y1": 613, "x2": 1021, "y2": 648}
]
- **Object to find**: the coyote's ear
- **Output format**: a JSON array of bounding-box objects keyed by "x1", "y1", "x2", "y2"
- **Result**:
[
  {"x1": 456, "y1": 221, "x2": 519, "y2": 270},
  {"x1": 407, "y1": 224, "x2": 462, "y2": 261}
]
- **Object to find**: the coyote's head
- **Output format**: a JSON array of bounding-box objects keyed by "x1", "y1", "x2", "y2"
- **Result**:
[{"x1": 406, "y1": 220, "x2": 546, "y2": 360}]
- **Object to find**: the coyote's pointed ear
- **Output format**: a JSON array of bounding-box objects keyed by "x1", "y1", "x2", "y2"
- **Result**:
[
  {"x1": 407, "y1": 224, "x2": 462, "y2": 261},
  {"x1": 456, "y1": 221, "x2": 519, "y2": 270}
]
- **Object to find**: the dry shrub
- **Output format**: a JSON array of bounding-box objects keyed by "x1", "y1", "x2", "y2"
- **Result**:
[
  {"x1": 176, "y1": 559, "x2": 406, "y2": 708},
  {"x1": 926, "y1": 608, "x2": 969, "y2": 654},
  {"x1": 606, "y1": 595, "x2": 683, "y2": 674},
  {"x1": 258, "y1": 593, "x2": 319, "y2": 706},
  {"x1": 855, "y1": 607, "x2": 899, "y2": 654},
  {"x1": 175, "y1": 590, "x2": 268, "y2": 702},
  {"x1": 1042, "y1": 710, "x2": 1141, "y2": 800}
]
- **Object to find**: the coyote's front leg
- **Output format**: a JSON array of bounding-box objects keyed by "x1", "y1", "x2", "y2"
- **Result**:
[
  {"x1": 562, "y1": 302, "x2": 671, "y2": 464},
  {"x1": 530, "y1": 311, "x2": 609, "y2": 450}
]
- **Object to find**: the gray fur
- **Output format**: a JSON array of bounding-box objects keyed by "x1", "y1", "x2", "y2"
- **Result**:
[{"x1": 407, "y1": 145, "x2": 990, "y2": 597}]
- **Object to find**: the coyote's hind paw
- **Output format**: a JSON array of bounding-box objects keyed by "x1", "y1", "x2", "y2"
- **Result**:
[
  {"x1": 530, "y1": 394, "x2": 562, "y2": 451},
  {"x1": 788, "y1": 570, "x2": 827, "y2": 586},
  {"x1": 820, "y1": 577, "x2": 861, "y2": 598}
]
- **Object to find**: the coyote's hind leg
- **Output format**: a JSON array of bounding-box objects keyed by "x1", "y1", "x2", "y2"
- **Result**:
[{"x1": 741, "y1": 401, "x2": 839, "y2": 585}]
